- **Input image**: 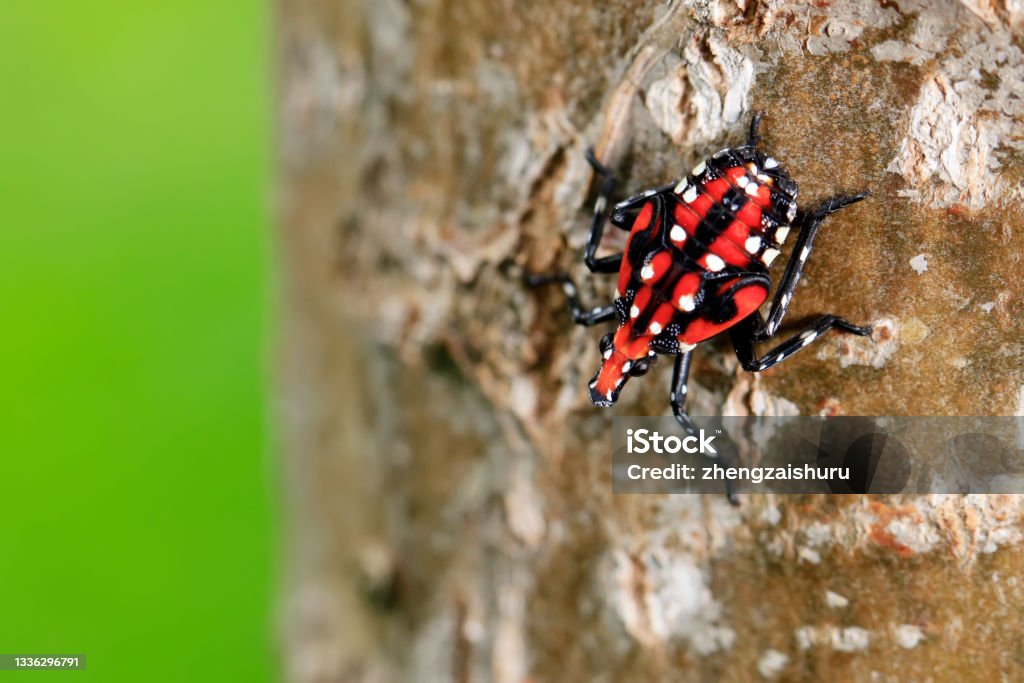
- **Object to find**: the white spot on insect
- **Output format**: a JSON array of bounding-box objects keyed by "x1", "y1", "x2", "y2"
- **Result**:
[
  {"x1": 680, "y1": 384, "x2": 687, "y2": 393},
  {"x1": 643, "y1": 189, "x2": 657, "y2": 197},
  {"x1": 679, "y1": 342, "x2": 697, "y2": 352},
  {"x1": 630, "y1": 305, "x2": 640, "y2": 318},
  {"x1": 670, "y1": 224, "x2": 687, "y2": 243},
  {"x1": 799, "y1": 246, "x2": 811, "y2": 262},
  {"x1": 762, "y1": 248, "x2": 781, "y2": 266},
  {"x1": 692, "y1": 160, "x2": 706, "y2": 176},
  {"x1": 640, "y1": 265, "x2": 655, "y2": 280},
  {"x1": 648, "y1": 322, "x2": 663, "y2": 335},
  {"x1": 589, "y1": 380, "x2": 597, "y2": 388},
  {"x1": 800, "y1": 330, "x2": 817, "y2": 346},
  {"x1": 781, "y1": 292, "x2": 791, "y2": 308},
  {"x1": 787, "y1": 203, "x2": 797, "y2": 221},
  {"x1": 775, "y1": 226, "x2": 791, "y2": 243},
  {"x1": 621, "y1": 361, "x2": 632, "y2": 373},
  {"x1": 713, "y1": 148, "x2": 728, "y2": 158},
  {"x1": 746, "y1": 162, "x2": 758, "y2": 174},
  {"x1": 594, "y1": 195, "x2": 607, "y2": 213},
  {"x1": 674, "y1": 179, "x2": 689, "y2": 194},
  {"x1": 606, "y1": 390, "x2": 615, "y2": 400},
  {"x1": 603, "y1": 348, "x2": 613, "y2": 360},
  {"x1": 705, "y1": 254, "x2": 726, "y2": 271},
  {"x1": 736, "y1": 174, "x2": 750, "y2": 188},
  {"x1": 909, "y1": 253, "x2": 928, "y2": 274},
  {"x1": 745, "y1": 236, "x2": 761, "y2": 253},
  {"x1": 764, "y1": 157, "x2": 779, "y2": 169},
  {"x1": 562, "y1": 282, "x2": 575, "y2": 296},
  {"x1": 678, "y1": 294, "x2": 695, "y2": 311},
  {"x1": 757, "y1": 173, "x2": 771, "y2": 183},
  {"x1": 744, "y1": 182, "x2": 759, "y2": 197},
  {"x1": 682, "y1": 185, "x2": 698, "y2": 203}
]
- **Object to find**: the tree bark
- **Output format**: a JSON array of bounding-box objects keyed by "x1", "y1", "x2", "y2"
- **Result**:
[{"x1": 277, "y1": 1, "x2": 1024, "y2": 680}]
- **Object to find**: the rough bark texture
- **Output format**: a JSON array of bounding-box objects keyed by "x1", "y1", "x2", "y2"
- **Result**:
[{"x1": 278, "y1": 1, "x2": 1024, "y2": 681}]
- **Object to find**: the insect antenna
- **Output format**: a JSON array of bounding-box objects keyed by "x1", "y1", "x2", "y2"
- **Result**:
[{"x1": 747, "y1": 110, "x2": 766, "y2": 147}]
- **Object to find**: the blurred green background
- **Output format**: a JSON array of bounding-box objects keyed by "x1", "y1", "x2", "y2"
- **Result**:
[{"x1": 0, "y1": 2, "x2": 273, "y2": 681}]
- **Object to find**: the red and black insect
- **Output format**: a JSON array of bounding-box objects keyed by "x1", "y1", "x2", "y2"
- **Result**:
[{"x1": 531, "y1": 113, "x2": 872, "y2": 436}]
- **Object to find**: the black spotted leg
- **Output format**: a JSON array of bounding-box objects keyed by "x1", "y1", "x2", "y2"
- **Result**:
[
  {"x1": 756, "y1": 192, "x2": 871, "y2": 340},
  {"x1": 582, "y1": 149, "x2": 675, "y2": 273},
  {"x1": 525, "y1": 274, "x2": 617, "y2": 326},
  {"x1": 582, "y1": 149, "x2": 624, "y2": 274},
  {"x1": 671, "y1": 350, "x2": 741, "y2": 505},
  {"x1": 528, "y1": 149, "x2": 659, "y2": 323},
  {"x1": 670, "y1": 351, "x2": 696, "y2": 435},
  {"x1": 731, "y1": 193, "x2": 873, "y2": 371},
  {"x1": 731, "y1": 313, "x2": 869, "y2": 372}
]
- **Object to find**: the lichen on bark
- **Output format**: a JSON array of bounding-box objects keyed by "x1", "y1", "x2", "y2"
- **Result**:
[{"x1": 278, "y1": 0, "x2": 1024, "y2": 680}]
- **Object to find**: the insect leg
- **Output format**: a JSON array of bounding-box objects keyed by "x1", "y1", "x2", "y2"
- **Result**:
[
  {"x1": 583, "y1": 149, "x2": 625, "y2": 273},
  {"x1": 585, "y1": 148, "x2": 655, "y2": 225},
  {"x1": 611, "y1": 184, "x2": 677, "y2": 221},
  {"x1": 526, "y1": 273, "x2": 617, "y2": 326},
  {"x1": 731, "y1": 314, "x2": 869, "y2": 373},
  {"x1": 755, "y1": 192, "x2": 872, "y2": 341},
  {"x1": 670, "y1": 351, "x2": 696, "y2": 435},
  {"x1": 583, "y1": 149, "x2": 675, "y2": 272},
  {"x1": 670, "y1": 351, "x2": 739, "y2": 505}
]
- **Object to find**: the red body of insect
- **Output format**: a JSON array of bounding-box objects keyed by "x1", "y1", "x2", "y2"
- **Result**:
[{"x1": 590, "y1": 145, "x2": 798, "y2": 405}]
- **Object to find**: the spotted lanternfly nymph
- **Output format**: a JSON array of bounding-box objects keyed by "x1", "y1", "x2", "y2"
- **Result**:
[{"x1": 530, "y1": 113, "x2": 872, "y2": 437}]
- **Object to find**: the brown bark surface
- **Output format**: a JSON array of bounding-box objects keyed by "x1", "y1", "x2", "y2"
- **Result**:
[{"x1": 277, "y1": 1, "x2": 1024, "y2": 680}]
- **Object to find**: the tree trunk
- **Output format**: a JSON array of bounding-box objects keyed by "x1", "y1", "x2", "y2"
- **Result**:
[{"x1": 277, "y1": 1, "x2": 1024, "y2": 680}]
